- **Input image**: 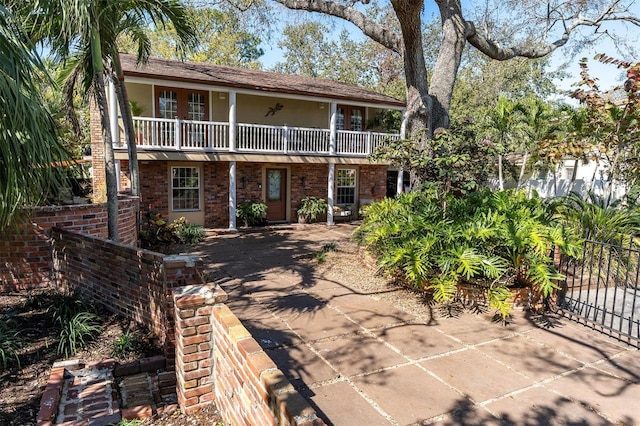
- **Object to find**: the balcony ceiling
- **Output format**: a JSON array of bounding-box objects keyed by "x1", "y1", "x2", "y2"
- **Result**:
[{"x1": 120, "y1": 54, "x2": 405, "y2": 109}]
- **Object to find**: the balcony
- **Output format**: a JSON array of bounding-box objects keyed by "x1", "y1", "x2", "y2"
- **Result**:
[{"x1": 115, "y1": 117, "x2": 400, "y2": 157}]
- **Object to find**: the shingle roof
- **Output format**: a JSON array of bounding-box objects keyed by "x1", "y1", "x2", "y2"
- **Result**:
[{"x1": 120, "y1": 54, "x2": 405, "y2": 108}]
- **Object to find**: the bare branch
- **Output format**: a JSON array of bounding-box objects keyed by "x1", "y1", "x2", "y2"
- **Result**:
[
  {"x1": 273, "y1": 0, "x2": 402, "y2": 52},
  {"x1": 466, "y1": 5, "x2": 640, "y2": 61}
]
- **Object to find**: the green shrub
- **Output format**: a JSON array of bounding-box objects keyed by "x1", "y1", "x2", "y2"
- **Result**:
[
  {"x1": 355, "y1": 189, "x2": 581, "y2": 317},
  {"x1": 111, "y1": 330, "x2": 141, "y2": 359},
  {"x1": 58, "y1": 312, "x2": 100, "y2": 358},
  {"x1": 237, "y1": 201, "x2": 268, "y2": 227},
  {"x1": 140, "y1": 213, "x2": 204, "y2": 249},
  {"x1": 314, "y1": 251, "x2": 326, "y2": 264},
  {"x1": 179, "y1": 223, "x2": 205, "y2": 244},
  {"x1": 0, "y1": 317, "x2": 22, "y2": 370},
  {"x1": 46, "y1": 290, "x2": 91, "y2": 326},
  {"x1": 321, "y1": 242, "x2": 337, "y2": 252},
  {"x1": 297, "y1": 196, "x2": 327, "y2": 223}
]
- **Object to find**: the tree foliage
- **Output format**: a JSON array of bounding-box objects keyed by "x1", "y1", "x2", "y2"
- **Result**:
[
  {"x1": 0, "y1": 5, "x2": 69, "y2": 229},
  {"x1": 569, "y1": 55, "x2": 640, "y2": 204},
  {"x1": 119, "y1": 6, "x2": 263, "y2": 67}
]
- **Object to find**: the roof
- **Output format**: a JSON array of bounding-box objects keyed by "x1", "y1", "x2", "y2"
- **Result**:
[{"x1": 120, "y1": 54, "x2": 405, "y2": 108}]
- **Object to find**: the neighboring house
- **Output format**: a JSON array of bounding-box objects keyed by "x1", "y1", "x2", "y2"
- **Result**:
[
  {"x1": 524, "y1": 158, "x2": 627, "y2": 203},
  {"x1": 91, "y1": 54, "x2": 407, "y2": 229}
]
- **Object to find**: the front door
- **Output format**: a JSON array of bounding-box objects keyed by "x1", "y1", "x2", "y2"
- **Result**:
[{"x1": 266, "y1": 168, "x2": 287, "y2": 221}]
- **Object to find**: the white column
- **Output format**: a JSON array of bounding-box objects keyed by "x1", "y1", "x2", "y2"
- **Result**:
[
  {"x1": 397, "y1": 110, "x2": 409, "y2": 196},
  {"x1": 229, "y1": 91, "x2": 236, "y2": 152},
  {"x1": 108, "y1": 78, "x2": 119, "y2": 145},
  {"x1": 329, "y1": 102, "x2": 337, "y2": 156},
  {"x1": 115, "y1": 159, "x2": 121, "y2": 192},
  {"x1": 327, "y1": 163, "x2": 335, "y2": 226},
  {"x1": 229, "y1": 161, "x2": 237, "y2": 230}
]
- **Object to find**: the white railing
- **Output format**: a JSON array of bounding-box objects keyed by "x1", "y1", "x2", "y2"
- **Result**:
[{"x1": 122, "y1": 117, "x2": 398, "y2": 156}]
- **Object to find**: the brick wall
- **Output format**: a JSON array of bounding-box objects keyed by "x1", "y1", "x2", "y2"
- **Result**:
[
  {"x1": 139, "y1": 161, "x2": 169, "y2": 220},
  {"x1": 50, "y1": 227, "x2": 204, "y2": 361},
  {"x1": 236, "y1": 162, "x2": 263, "y2": 203},
  {"x1": 90, "y1": 99, "x2": 107, "y2": 203},
  {"x1": 290, "y1": 164, "x2": 328, "y2": 220},
  {"x1": 173, "y1": 285, "x2": 326, "y2": 425},
  {"x1": 0, "y1": 197, "x2": 139, "y2": 293},
  {"x1": 203, "y1": 162, "x2": 229, "y2": 227},
  {"x1": 359, "y1": 165, "x2": 387, "y2": 203}
]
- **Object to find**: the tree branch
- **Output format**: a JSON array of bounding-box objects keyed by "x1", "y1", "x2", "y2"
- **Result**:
[
  {"x1": 273, "y1": 0, "x2": 402, "y2": 53},
  {"x1": 466, "y1": 5, "x2": 640, "y2": 61}
]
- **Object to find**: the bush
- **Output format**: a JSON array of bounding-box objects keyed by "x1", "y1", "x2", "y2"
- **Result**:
[
  {"x1": 140, "y1": 213, "x2": 204, "y2": 249},
  {"x1": 179, "y1": 223, "x2": 205, "y2": 244},
  {"x1": 237, "y1": 201, "x2": 268, "y2": 227},
  {"x1": 111, "y1": 330, "x2": 142, "y2": 359},
  {"x1": 0, "y1": 317, "x2": 22, "y2": 370},
  {"x1": 354, "y1": 189, "x2": 581, "y2": 317},
  {"x1": 297, "y1": 196, "x2": 327, "y2": 223}
]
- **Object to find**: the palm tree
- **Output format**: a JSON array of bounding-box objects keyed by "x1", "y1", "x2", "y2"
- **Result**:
[
  {"x1": 486, "y1": 96, "x2": 523, "y2": 190},
  {"x1": 103, "y1": 0, "x2": 195, "y2": 198},
  {"x1": 516, "y1": 98, "x2": 552, "y2": 189},
  {"x1": 14, "y1": 0, "x2": 194, "y2": 240},
  {"x1": 0, "y1": 5, "x2": 69, "y2": 229}
]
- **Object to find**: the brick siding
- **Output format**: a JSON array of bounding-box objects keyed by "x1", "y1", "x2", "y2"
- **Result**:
[{"x1": 0, "y1": 197, "x2": 138, "y2": 293}]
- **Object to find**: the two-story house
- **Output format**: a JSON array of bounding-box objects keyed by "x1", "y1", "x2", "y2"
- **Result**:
[{"x1": 92, "y1": 54, "x2": 406, "y2": 229}]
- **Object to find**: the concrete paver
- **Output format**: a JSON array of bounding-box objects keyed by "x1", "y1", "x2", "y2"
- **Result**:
[{"x1": 198, "y1": 224, "x2": 640, "y2": 425}]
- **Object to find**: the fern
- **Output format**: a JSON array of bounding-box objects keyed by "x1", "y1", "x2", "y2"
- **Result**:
[{"x1": 428, "y1": 275, "x2": 457, "y2": 303}]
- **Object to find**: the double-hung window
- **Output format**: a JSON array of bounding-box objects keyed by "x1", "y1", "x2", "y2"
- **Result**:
[
  {"x1": 336, "y1": 168, "x2": 356, "y2": 205},
  {"x1": 172, "y1": 166, "x2": 200, "y2": 211}
]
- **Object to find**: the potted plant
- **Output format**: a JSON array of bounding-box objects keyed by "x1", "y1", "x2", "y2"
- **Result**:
[{"x1": 297, "y1": 196, "x2": 328, "y2": 223}]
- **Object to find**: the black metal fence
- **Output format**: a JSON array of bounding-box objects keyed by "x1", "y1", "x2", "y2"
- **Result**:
[{"x1": 557, "y1": 237, "x2": 640, "y2": 347}]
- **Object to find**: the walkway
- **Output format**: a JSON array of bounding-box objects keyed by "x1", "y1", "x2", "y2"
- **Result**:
[{"x1": 196, "y1": 225, "x2": 640, "y2": 425}]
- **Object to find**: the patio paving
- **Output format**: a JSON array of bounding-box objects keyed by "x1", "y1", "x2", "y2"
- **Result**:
[{"x1": 198, "y1": 224, "x2": 640, "y2": 425}]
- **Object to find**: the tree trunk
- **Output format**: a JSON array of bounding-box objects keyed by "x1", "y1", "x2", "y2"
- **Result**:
[
  {"x1": 516, "y1": 152, "x2": 529, "y2": 189},
  {"x1": 568, "y1": 158, "x2": 579, "y2": 194},
  {"x1": 497, "y1": 154, "x2": 504, "y2": 190},
  {"x1": 429, "y1": 0, "x2": 466, "y2": 130},
  {"x1": 112, "y1": 67, "x2": 140, "y2": 197},
  {"x1": 94, "y1": 73, "x2": 119, "y2": 241},
  {"x1": 391, "y1": 0, "x2": 432, "y2": 146}
]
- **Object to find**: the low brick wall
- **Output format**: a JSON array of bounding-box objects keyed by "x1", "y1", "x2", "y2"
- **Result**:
[
  {"x1": 50, "y1": 227, "x2": 204, "y2": 360},
  {"x1": 173, "y1": 285, "x2": 326, "y2": 425},
  {"x1": 0, "y1": 196, "x2": 138, "y2": 293}
]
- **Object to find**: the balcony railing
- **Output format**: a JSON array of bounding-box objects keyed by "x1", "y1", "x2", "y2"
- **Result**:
[{"x1": 117, "y1": 117, "x2": 400, "y2": 157}]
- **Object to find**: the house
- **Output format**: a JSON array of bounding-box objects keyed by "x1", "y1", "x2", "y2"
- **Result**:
[{"x1": 91, "y1": 54, "x2": 407, "y2": 229}]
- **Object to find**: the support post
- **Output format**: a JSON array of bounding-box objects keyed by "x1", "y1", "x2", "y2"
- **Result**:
[
  {"x1": 108, "y1": 77, "x2": 119, "y2": 146},
  {"x1": 327, "y1": 163, "x2": 335, "y2": 226},
  {"x1": 229, "y1": 161, "x2": 237, "y2": 231},
  {"x1": 229, "y1": 91, "x2": 236, "y2": 152},
  {"x1": 329, "y1": 102, "x2": 337, "y2": 156}
]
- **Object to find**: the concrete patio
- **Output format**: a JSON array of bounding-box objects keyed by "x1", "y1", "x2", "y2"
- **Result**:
[{"x1": 194, "y1": 224, "x2": 639, "y2": 425}]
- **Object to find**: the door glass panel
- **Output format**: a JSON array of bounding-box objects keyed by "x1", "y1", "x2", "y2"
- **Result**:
[
  {"x1": 268, "y1": 170, "x2": 282, "y2": 202},
  {"x1": 336, "y1": 108, "x2": 345, "y2": 130},
  {"x1": 188, "y1": 93, "x2": 206, "y2": 121},
  {"x1": 350, "y1": 109, "x2": 363, "y2": 131},
  {"x1": 159, "y1": 90, "x2": 178, "y2": 119}
]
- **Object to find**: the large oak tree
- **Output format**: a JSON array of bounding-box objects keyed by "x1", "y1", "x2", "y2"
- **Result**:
[{"x1": 270, "y1": 0, "x2": 640, "y2": 147}]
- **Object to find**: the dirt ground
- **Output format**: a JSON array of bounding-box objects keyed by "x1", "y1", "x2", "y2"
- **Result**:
[{"x1": 0, "y1": 290, "x2": 222, "y2": 425}]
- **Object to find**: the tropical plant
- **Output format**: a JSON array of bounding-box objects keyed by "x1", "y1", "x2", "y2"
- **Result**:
[
  {"x1": 297, "y1": 196, "x2": 328, "y2": 223},
  {"x1": 13, "y1": 0, "x2": 196, "y2": 239},
  {"x1": 354, "y1": 189, "x2": 581, "y2": 317},
  {"x1": 0, "y1": 5, "x2": 69, "y2": 229},
  {"x1": 237, "y1": 201, "x2": 268, "y2": 227},
  {"x1": 0, "y1": 317, "x2": 22, "y2": 370},
  {"x1": 139, "y1": 213, "x2": 201, "y2": 249}
]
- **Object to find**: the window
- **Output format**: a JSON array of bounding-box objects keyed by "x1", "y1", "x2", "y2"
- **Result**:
[
  {"x1": 336, "y1": 106, "x2": 365, "y2": 131},
  {"x1": 336, "y1": 168, "x2": 356, "y2": 205},
  {"x1": 172, "y1": 167, "x2": 200, "y2": 211}
]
